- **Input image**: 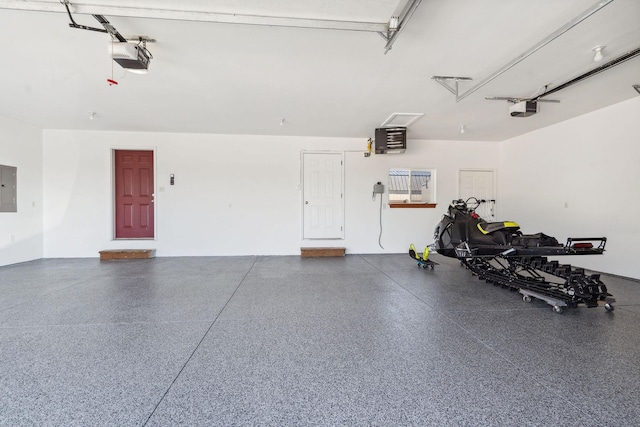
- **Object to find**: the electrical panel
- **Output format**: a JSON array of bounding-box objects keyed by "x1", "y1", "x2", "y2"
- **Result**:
[
  {"x1": 0, "y1": 165, "x2": 17, "y2": 213},
  {"x1": 375, "y1": 127, "x2": 406, "y2": 154}
]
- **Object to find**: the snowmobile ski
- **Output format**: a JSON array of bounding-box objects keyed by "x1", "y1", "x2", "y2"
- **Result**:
[{"x1": 409, "y1": 243, "x2": 438, "y2": 270}]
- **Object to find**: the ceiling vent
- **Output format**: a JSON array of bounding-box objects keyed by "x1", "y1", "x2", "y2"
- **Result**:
[
  {"x1": 111, "y1": 42, "x2": 151, "y2": 72},
  {"x1": 381, "y1": 112, "x2": 424, "y2": 128},
  {"x1": 509, "y1": 101, "x2": 538, "y2": 117}
]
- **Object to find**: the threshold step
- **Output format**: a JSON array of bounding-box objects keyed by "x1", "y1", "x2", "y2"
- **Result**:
[
  {"x1": 99, "y1": 249, "x2": 156, "y2": 260},
  {"x1": 300, "y1": 247, "x2": 346, "y2": 257}
]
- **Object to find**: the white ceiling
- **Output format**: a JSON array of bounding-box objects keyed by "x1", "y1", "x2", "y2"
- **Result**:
[{"x1": 0, "y1": 0, "x2": 639, "y2": 141}]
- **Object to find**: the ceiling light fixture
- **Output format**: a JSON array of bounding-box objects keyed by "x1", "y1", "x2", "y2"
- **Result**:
[
  {"x1": 89, "y1": 112, "x2": 96, "y2": 120},
  {"x1": 459, "y1": 125, "x2": 465, "y2": 134},
  {"x1": 592, "y1": 45, "x2": 606, "y2": 62}
]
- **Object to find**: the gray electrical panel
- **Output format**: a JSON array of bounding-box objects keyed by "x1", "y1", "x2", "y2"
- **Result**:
[{"x1": 0, "y1": 165, "x2": 17, "y2": 213}]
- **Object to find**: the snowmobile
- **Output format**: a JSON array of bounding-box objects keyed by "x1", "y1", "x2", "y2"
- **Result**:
[{"x1": 432, "y1": 197, "x2": 614, "y2": 313}]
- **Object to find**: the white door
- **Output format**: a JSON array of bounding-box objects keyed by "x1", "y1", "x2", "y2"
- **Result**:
[
  {"x1": 459, "y1": 169, "x2": 495, "y2": 220},
  {"x1": 302, "y1": 152, "x2": 344, "y2": 239}
]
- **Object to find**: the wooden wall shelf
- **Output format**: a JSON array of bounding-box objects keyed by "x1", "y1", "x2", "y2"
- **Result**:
[{"x1": 389, "y1": 203, "x2": 437, "y2": 209}]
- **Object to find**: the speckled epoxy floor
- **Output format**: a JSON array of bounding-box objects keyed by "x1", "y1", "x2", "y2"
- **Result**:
[{"x1": 1, "y1": 254, "x2": 639, "y2": 426}]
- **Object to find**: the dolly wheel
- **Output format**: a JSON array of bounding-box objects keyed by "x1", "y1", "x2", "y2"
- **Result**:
[
  {"x1": 553, "y1": 305, "x2": 563, "y2": 314},
  {"x1": 522, "y1": 295, "x2": 532, "y2": 303},
  {"x1": 604, "y1": 303, "x2": 614, "y2": 312}
]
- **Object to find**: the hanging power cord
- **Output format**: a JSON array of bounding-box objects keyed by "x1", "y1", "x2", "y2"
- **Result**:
[
  {"x1": 372, "y1": 182, "x2": 384, "y2": 249},
  {"x1": 378, "y1": 194, "x2": 384, "y2": 249}
]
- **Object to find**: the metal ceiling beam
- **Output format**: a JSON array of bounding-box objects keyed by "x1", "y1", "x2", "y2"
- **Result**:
[
  {"x1": 433, "y1": 0, "x2": 615, "y2": 102},
  {"x1": 0, "y1": 0, "x2": 389, "y2": 32},
  {"x1": 379, "y1": 0, "x2": 423, "y2": 54},
  {"x1": 431, "y1": 76, "x2": 473, "y2": 97},
  {"x1": 536, "y1": 45, "x2": 640, "y2": 100}
]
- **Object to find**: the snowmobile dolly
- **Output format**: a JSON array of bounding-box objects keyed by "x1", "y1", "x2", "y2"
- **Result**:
[{"x1": 409, "y1": 244, "x2": 438, "y2": 270}]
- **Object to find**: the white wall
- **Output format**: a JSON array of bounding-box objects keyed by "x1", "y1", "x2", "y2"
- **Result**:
[
  {"x1": 42, "y1": 130, "x2": 500, "y2": 258},
  {"x1": 500, "y1": 96, "x2": 640, "y2": 279},
  {"x1": 0, "y1": 116, "x2": 43, "y2": 266},
  {"x1": 14, "y1": 93, "x2": 640, "y2": 279}
]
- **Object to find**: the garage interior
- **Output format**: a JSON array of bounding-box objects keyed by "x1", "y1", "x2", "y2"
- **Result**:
[{"x1": 1, "y1": 0, "x2": 639, "y2": 424}]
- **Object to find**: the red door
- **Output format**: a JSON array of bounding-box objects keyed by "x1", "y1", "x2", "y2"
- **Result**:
[{"x1": 115, "y1": 150, "x2": 154, "y2": 238}]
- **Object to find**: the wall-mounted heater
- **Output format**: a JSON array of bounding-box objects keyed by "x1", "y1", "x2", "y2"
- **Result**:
[{"x1": 375, "y1": 127, "x2": 406, "y2": 154}]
